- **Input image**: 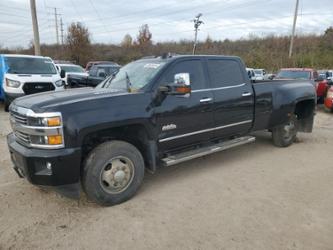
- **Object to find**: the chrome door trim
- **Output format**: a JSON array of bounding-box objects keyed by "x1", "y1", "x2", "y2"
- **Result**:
[
  {"x1": 192, "y1": 83, "x2": 246, "y2": 93},
  {"x1": 159, "y1": 120, "x2": 252, "y2": 142}
]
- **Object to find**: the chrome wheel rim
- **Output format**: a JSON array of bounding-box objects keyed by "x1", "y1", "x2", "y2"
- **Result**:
[
  {"x1": 283, "y1": 120, "x2": 296, "y2": 139},
  {"x1": 100, "y1": 156, "x2": 135, "y2": 194}
]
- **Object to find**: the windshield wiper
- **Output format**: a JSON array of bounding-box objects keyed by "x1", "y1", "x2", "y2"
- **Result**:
[
  {"x1": 102, "y1": 72, "x2": 117, "y2": 88},
  {"x1": 125, "y1": 71, "x2": 132, "y2": 93}
]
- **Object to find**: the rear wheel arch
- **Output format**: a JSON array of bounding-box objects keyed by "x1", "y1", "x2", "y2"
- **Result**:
[{"x1": 294, "y1": 99, "x2": 316, "y2": 132}]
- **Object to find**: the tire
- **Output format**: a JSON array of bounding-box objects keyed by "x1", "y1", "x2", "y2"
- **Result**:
[
  {"x1": 272, "y1": 114, "x2": 298, "y2": 147},
  {"x1": 82, "y1": 140, "x2": 145, "y2": 206},
  {"x1": 4, "y1": 99, "x2": 9, "y2": 112}
]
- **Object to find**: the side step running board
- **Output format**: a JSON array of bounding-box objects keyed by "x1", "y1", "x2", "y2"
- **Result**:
[{"x1": 161, "y1": 136, "x2": 255, "y2": 167}]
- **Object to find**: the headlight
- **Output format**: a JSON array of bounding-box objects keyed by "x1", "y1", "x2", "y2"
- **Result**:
[
  {"x1": 55, "y1": 80, "x2": 64, "y2": 87},
  {"x1": 6, "y1": 78, "x2": 21, "y2": 88},
  {"x1": 28, "y1": 116, "x2": 62, "y2": 127},
  {"x1": 10, "y1": 106, "x2": 64, "y2": 149}
]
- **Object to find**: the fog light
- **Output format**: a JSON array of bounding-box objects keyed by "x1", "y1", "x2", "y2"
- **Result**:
[
  {"x1": 47, "y1": 135, "x2": 63, "y2": 145},
  {"x1": 46, "y1": 162, "x2": 52, "y2": 170}
]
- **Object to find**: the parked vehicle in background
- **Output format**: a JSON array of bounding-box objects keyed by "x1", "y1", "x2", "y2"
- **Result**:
[
  {"x1": 56, "y1": 63, "x2": 88, "y2": 86},
  {"x1": 315, "y1": 74, "x2": 331, "y2": 103},
  {"x1": 275, "y1": 68, "x2": 327, "y2": 102},
  {"x1": 85, "y1": 61, "x2": 118, "y2": 72},
  {"x1": 324, "y1": 86, "x2": 333, "y2": 112},
  {"x1": 275, "y1": 68, "x2": 318, "y2": 81},
  {"x1": 246, "y1": 67, "x2": 256, "y2": 82},
  {"x1": 7, "y1": 55, "x2": 316, "y2": 206},
  {"x1": 318, "y1": 70, "x2": 333, "y2": 81},
  {"x1": 67, "y1": 64, "x2": 121, "y2": 88},
  {"x1": 266, "y1": 73, "x2": 276, "y2": 80},
  {"x1": 254, "y1": 68, "x2": 266, "y2": 81},
  {"x1": 0, "y1": 54, "x2": 63, "y2": 111}
]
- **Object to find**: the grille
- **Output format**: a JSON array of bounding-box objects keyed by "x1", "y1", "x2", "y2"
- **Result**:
[
  {"x1": 22, "y1": 82, "x2": 55, "y2": 95},
  {"x1": 14, "y1": 131, "x2": 31, "y2": 145},
  {"x1": 10, "y1": 111, "x2": 28, "y2": 125}
]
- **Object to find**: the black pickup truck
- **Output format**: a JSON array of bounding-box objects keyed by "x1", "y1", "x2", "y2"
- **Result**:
[
  {"x1": 7, "y1": 55, "x2": 316, "y2": 206},
  {"x1": 66, "y1": 64, "x2": 120, "y2": 88}
]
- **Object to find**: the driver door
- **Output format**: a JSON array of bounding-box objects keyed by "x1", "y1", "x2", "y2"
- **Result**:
[{"x1": 153, "y1": 59, "x2": 215, "y2": 152}]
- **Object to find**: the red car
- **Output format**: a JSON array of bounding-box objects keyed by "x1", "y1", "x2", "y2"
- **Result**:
[
  {"x1": 324, "y1": 86, "x2": 333, "y2": 112},
  {"x1": 315, "y1": 78, "x2": 329, "y2": 103}
]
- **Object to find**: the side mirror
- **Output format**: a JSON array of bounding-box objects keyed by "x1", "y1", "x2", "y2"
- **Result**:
[
  {"x1": 159, "y1": 72, "x2": 191, "y2": 96},
  {"x1": 159, "y1": 83, "x2": 191, "y2": 96},
  {"x1": 60, "y1": 69, "x2": 66, "y2": 78},
  {"x1": 98, "y1": 72, "x2": 106, "y2": 78}
]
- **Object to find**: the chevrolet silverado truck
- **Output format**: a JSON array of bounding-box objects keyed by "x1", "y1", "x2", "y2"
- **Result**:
[{"x1": 7, "y1": 55, "x2": 316, "y2": 206}]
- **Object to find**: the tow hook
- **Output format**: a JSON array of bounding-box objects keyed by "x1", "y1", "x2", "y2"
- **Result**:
[{"x1": 13, "y1": 166, "x2": 24, "y2": 178}]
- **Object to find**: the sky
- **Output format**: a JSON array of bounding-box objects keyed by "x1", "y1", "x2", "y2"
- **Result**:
[{"x1": 0, "y1": 0, "x2": 332, "y2": 48}]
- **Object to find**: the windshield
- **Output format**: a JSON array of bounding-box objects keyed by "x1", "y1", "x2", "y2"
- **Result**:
[
  {"x1": 254, "y1": 70, "x2": 262, "y2": 74},
  {"x1": 5, "y1": 56, "x2": 57, "y2": 74},
  {"x1": 277, "y1": 70, "x2": 311, "y2": 80},
  {"x1": 61, "y1": 65, "x2": 84, "y2": 73},
  {"x1": 97, "y1": 60, "x2": 166, "y2": 91}
]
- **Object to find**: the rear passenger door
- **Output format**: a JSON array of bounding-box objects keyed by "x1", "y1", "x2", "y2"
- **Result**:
[{"x1": 206, "y1": 58, "x2": 254, "y2": 139}]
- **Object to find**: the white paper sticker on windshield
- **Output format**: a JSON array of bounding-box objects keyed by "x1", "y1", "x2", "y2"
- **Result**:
[{"x1": 144, "y1": 63, "x2": 161, "y2": 69}]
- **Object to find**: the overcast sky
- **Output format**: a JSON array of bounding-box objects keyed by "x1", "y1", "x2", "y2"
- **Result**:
[{"x1": 0, "y1": 0, "x2": 332, "y2": 48}]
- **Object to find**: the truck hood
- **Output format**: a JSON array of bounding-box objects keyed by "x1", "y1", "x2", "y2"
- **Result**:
[
  {"x1": 5, "y1": 73, "x2": 61, "y2": 83},
  {"x1": 12, "y1": 87, "x2": 129, "y2": 112}
]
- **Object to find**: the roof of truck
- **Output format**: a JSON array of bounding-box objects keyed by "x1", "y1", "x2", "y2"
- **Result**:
[{"x1": 280, "y1": 68, "x2": 315, "y2": 71}]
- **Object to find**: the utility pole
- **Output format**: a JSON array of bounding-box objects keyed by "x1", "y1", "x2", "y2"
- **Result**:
[
  {"x1": 60, "y1": 17, "x2": 64, "y2": 45},
  {"x1": 192, "y1": 13, "x2": 204, "y2": 55},
  {"x1": 54, "y1": 8, "x2": 59, "y2": 44},
  {"x1": 29, "y1": 0, "x2": 41, "y2": 55},
  {"x1": 289, "y1": 0, "x2": 299, "y2": 58}
]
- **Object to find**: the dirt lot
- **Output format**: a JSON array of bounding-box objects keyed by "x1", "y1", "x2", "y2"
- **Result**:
[{"x1": 0, "y1": 104, "x2": 332, "y2": 250}]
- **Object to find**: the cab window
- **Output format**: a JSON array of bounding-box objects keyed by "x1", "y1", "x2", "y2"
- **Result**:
[{"x1": 207, "y1": 59, "x2": 244, "y2": 88}]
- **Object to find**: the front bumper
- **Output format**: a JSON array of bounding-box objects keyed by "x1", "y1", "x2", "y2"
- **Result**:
[{"x1": 7, "y1": 133, "x2": 82, "y2": 198}]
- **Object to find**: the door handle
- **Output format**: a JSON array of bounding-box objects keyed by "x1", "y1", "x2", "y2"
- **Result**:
[
  {"x1": 200, "y1": 97, "x2": 213, "y2": 103},
  {"x1": 242, "y1": 92, "x2": 252, "y2": 97}
]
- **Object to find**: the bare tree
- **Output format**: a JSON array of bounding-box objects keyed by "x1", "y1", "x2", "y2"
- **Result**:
[
  {"x1": 136, "y1": 24, "x2": 152, "y2": 47},
  {"x1": 121, "y1": 34, "x2": 133, "y2": 48},
  {"x1": 66, "y1": 22, "x2": 92, "y2": 66}
]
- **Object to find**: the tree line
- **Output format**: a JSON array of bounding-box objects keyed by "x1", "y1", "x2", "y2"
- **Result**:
[{"x1": 1, "y1": 23, "x2": 333, "y2": 72}]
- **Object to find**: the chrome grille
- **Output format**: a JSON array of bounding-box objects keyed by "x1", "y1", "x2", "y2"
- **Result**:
[
  {"x1": 14, "y1": 131, "x2": 31, "y2": 145},
  {"x1": 10, "y1": 111, "x2": 28, "y2": 125}
]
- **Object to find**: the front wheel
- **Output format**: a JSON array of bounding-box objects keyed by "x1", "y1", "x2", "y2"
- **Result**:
[
  {"x1": 272, "y1": 115, "x2": 298, "y2": 147},
  {"x1": 82, "y1": 140, "x2": 145, "y2": 206},
  {"x1": 4, "y1": 98, "x2": 10, "y2": 112}
]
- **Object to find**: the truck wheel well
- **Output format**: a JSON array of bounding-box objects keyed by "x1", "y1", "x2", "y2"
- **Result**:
[
  {"x1": 81, "y1": 124, "x2": 155, "y2": 171},
  {"x1": 294, "y1": 99, "x2": 315, "y2": 132},
  {"x1": 294, "y1": 99, "x2": 315, "y2": 119}
]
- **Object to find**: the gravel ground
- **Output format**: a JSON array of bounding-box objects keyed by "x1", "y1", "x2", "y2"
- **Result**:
[{"x1": 0, "y1": 103, "x2": 332, "y2": 250}]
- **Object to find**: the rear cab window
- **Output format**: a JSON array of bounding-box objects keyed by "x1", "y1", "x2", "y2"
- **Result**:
[{"x1": 206, "y1": 59, "x2": 244, "y2": 88}]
